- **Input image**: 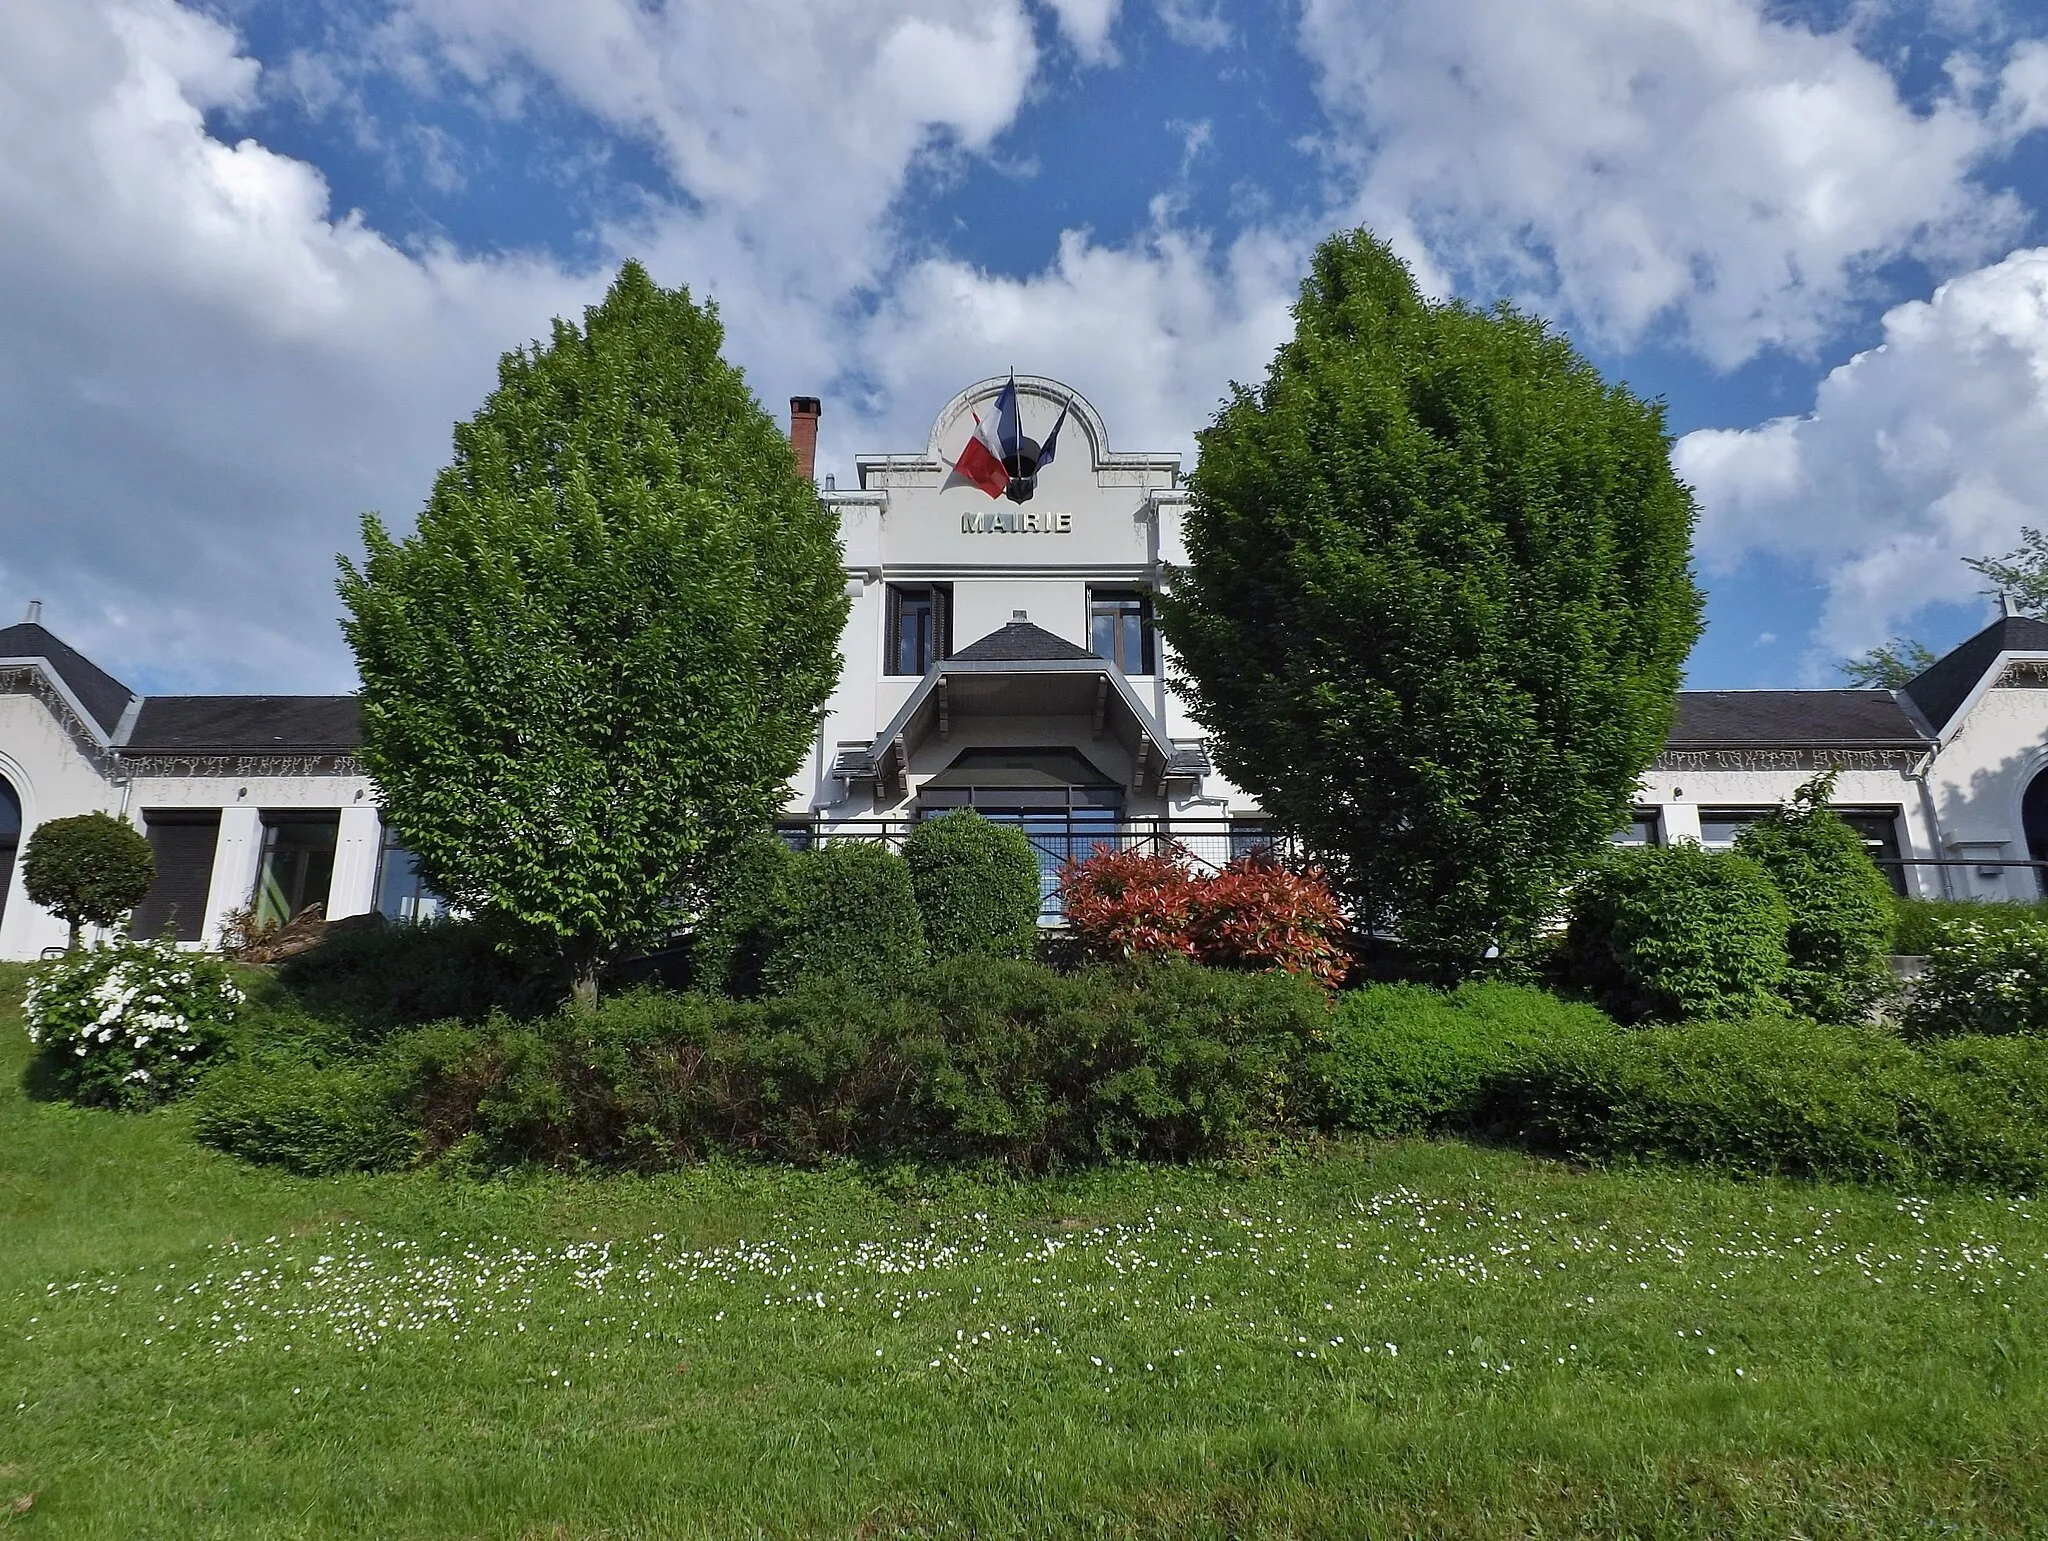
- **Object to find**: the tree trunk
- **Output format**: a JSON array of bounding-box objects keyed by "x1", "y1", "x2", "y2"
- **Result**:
[
  {"x1": 65, "y1": 918, "x2": 81, "y2": 953},
  {"x1": 570, "y1": 962, "x2": 600, "y2": 1013}
]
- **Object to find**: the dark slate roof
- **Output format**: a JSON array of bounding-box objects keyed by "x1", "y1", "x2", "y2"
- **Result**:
[
  {"x1": 126, "y1": 696, "x2": 362, "y2": 754},
  {"x1": 948, "y1": 620, "x2": 1098, "y2": 663},
  {"x1": 1668, "y1": 690, "x2": 1928, "y2": 748},
  {"x1": 0, "y1": 622, "x2": 137, "y2": 736},
  {"x1": 1901, "y1": 614, "x2": 2048, "y2": 735}
]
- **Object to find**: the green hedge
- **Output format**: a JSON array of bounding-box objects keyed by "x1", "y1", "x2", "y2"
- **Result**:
[
  {"x1": 1892, "y1": 898, "x2": 2048, "y2": 957},
  {"x1": 902, "y1": 810, "x2": 1042, "y2": 962},
  {"x1": 192, "y1": 1057, "x2": 418, "y2": 1175},
  {"x1": 201, "y1": 958, "x2": 1331, "y2": 1173},
  {"x1": 761, "y1": 842, "x2": 927, "y2": 996},
  {"x1": 1732, "y1": 774, "x2": 1896, "y2": 1022},
  {"x1": 1309, "y1": 981, "x2": 1616, "y2": 1137},
  {"x1": 1903, "y1": 913, "x2": 2048, "y2": 1039},
  {"x1": 1499, "y1": 1018, "x2": 2048, "y2": 1190},
  {"x1": 690, "y1": 833, "x2": 797, "y2": 997},
  {"x1": 1564, "y1": 845, "x2": 1789, "y2": 1022}
]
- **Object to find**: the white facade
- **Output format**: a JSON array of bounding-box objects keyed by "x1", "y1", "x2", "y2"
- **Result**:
[{"x1": 7, "y1": 375, "x2": 2048, "y2": 958}]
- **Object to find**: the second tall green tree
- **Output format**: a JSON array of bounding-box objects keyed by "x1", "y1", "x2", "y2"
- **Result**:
[{"x1": 1161, "y1": 232, "x2": 1702, "y2": 974}]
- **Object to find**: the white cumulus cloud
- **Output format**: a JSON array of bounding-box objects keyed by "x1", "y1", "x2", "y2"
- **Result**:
[
  {"x1": 1300, "y1": 0, "x2": 2035, "y2": 366},
  {"x1": 1676, "y1": 247, "x2": 2048, "y2": 657}
]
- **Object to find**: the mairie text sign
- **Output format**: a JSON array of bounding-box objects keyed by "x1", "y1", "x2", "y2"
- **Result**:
[{"x1": 961, "y1": 510, "x2": 1073, "y2": 533}]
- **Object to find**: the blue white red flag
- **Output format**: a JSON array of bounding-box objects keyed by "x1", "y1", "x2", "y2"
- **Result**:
[
  {"x1": 1036, "y1": 402, "x2": 1070, "y2": 470},
  {"x1": 952, "y1": 406, "x2": 1010, "y2": 499}
]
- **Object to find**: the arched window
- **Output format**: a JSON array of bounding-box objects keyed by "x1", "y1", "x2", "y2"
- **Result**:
[
  {"x1": 2023, "y1": 768, "x2": 2048, "y2": 899},
  {"x1": 0, "y1": 775, "x2": 20, "y2": 930}
]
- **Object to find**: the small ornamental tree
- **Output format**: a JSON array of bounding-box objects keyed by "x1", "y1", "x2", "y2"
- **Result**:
[
  {"x1": 1159, "y1": 229, "x2": 1702, "y2": 976},
  {"x1": 1733, "y1": 770, "x2": 1897, "y2": 1023},
  {"x1": 902, "y1": 810, "x2": 1042, "y2": 962},
  {"x1": 340, "y1": 263, "x2": 848, "y2": 1007},
  {"x1": 21, "y1": 812, "x2": 154, "y2": 951}
]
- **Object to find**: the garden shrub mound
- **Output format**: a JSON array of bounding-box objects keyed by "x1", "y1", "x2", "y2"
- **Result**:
[
  {"x1": 690, "y1": 833, "x2": 796, "y2": 997},
  {"x1": 196, "y1": 957, "x2": 1332, "y2": 1173},
  {"x1": 1732, "y1": 772, "x2": 1896, "y2": 1023},
  {"x1": 192, "y1": 1058, "x2": 418, "y2": 1176},
  {"x1": 1564, "y1": 844, "x2": 1789, "y2": 1022},
  {"x1": 273, "y1": 915, "x2": 558, "y2": 1039},
  {"x1": 1310, "y1": 981, "x2": 1616, "y2": 1137},
  {"x1": 1892, "y1": 897, "x2": 2048, "y2": 957},
  {"x1": 1502, "y1": 1018, "x2": 2048, "y2": 1190},
  {"x1": 25, "y1": 937, "x2": 242, "y2": 1108},
  {"x1": 902, "y1": 810, "x2": 1042, "y2": 962},
  {"x1": 1903, "y1": 911, "x2": 2048, "y2": 1039},
  {"x1": 761, "y1": 841, "x2": 926, "y2": 996}
]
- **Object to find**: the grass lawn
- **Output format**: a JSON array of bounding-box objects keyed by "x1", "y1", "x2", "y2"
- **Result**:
[{"x1": 2, "y1": 965, "x2": 2045, "y2": 1537}]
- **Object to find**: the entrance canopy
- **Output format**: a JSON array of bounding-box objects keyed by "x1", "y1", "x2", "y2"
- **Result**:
[{"x1": 833, "y1": 618, "x2": 1203, "y2": 803}]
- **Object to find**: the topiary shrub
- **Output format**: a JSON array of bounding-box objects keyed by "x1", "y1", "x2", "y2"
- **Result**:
[
  {"x1": 1564, "y1": 844, "x2": 1789, "y2": 1022},
  {"x1": 21, "y1": 812, "x2": 154, "y2": 950},
  {"x1": 761, "y1": 841, "x2": 926, "y2": 996},
  {"x1": 1309, "y1": 981, "x2": 1616, "y2": 1137},
  {"x1": 1499, "y1": 1018, "x2": 2048, "y2": 1191},
  {"x1": 1733, "y1": 772, "x2": 1896, "y2": 1022},
  {"x1": 691, "y1": 833, "x2": 797, "y2": 996},
  {"x1": 1902, "y1": 914, "x2": 2048, "y2": 1039},
  {"x1": 902, "y1": 810, "x2": 1042, "y2": 962},
  {"x1": 24, "y1": 936, "x2": 242, "y2": 1108}
]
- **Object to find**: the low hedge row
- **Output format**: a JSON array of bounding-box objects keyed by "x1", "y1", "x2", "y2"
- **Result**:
[
  {"x1": 185, "y1": 957, "x2": 2048, "y2": 1192},
  {"x1": 195, "y1": 958, "x2": 1332, "y2": 1173},
  {"x1": 1501, "y1": 1019, "x2": 2048, "y2": 1190}
]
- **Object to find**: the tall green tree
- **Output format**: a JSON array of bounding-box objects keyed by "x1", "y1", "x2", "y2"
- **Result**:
[
  {"x1": 340, "y1": 262, "x2": 848, "y2": 1006},
  {"x1": 1159, "y1": 230, "x2": 1702, "y2": 975}
]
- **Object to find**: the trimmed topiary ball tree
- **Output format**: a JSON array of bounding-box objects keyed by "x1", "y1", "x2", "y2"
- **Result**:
[
  {"x1": 1564, "y1": 844, "x2": 1789, "y2": 1023},
  {"x1": 692, "y1": 832, "x2": 797, "y2": 998},
  {"x1": 1160, "y1": 229, "x2": 1702, "y2": 977},
  {"x1": 1733, "y1": 770, "x2": 1897, "y2": 1023},
  {"x1": 762, "y1": 842, "x2": 927, "y2": 996},
  {"x1": 21, "y1": 811, "x2": 155, "y2": 951},
  {"x1": 902, "y1": 810, "x2": 1042, "y2": 962},
  {"x1": 340, "y1": 262, "x2": 848, "y2": 1008}
]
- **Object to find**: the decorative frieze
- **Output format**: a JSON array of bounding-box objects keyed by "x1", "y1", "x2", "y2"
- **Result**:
[
  {"x1": 1993, "y1": 660, "x2": 2048, "y2": 689},
  {"x1": 0, "y1": 665, "x2": 115, "y2": 773},
  {"x1": 1653, "y1": 747, "x2": 1919, "y2": 774},
  {"x1": 121, "y1": 753, "x2": 366, "y2": 781}
]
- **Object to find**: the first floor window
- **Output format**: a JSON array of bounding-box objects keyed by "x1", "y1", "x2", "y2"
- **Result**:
[
  {"x1": 1088, "y1": 588, "x2": 1155, "y2": 675},
  {"x1": 1698, "y1": 809, "x2": 1769, "y2": 851},
  {"x1": 256, "y1": 813, "x2": 339, "y2": 927},
  {"x1": 1611, "y1": 810, "x2": 1661, "y2": 847},
  {"x1": 1837, "y1": 809, "x2": 1908, "y2": 897},
  {"x1": 374, "y1": 825, "x2": 446, "y2": 924},
  {"x1": 887, "y1": 583, "x2": 951, "y2": 675},
  {"x1": 133, "y1": 810, "x2": 222, "y2": 943}
]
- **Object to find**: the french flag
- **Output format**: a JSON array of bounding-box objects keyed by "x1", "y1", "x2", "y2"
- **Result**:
[{"x1": 952, "y1": 377, "x2": 1021, "y2": 499}]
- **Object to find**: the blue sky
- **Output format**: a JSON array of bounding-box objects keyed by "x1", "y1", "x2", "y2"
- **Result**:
[{"x1": 3, "y1": 0, "x2": 2048, "y2": 695}]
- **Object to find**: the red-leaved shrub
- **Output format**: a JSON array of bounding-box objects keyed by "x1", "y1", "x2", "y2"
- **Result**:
[
  {"x1": 1060, "y1": 846, "x2": 1349, "y2": 990},
  {"x1": 1058, "y1": 847, "x2": 1201, "y2": 962},
  {"x1": 1194, "y1": 854, "x2": 1350, "y2": 992}
]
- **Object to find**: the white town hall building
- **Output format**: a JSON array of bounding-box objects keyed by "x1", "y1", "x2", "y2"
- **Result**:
[{"x1": 4, "y1": 375, "x2": 2047, "y2": 959}]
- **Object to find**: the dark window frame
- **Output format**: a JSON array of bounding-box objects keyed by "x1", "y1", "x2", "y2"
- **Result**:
[
  {"x1": 885, "y1": 582, "x2": 952, "y2": 676},
  {"x1": 1088, "y1": 587, "x2": 1156, "y2": 676},
  {"x1": 255, "y1": 811, "x2": 340, "y2": 927}
]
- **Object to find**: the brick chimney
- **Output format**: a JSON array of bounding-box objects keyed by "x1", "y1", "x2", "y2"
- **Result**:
[{"x1": 789, "y1": 396, "x2": 821, "y2": 484}]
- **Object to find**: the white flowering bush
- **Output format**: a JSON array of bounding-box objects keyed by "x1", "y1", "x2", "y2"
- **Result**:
[
  {"x1": 1903, "y1": 917, "x2": 2048, "y2": 1039},
  {"x1": 24, "y1": 936, "x2": 243, "y2": 1109}
]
